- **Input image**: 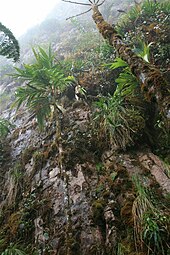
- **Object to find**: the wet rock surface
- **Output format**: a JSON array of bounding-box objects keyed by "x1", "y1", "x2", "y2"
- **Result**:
[{"x1": 0, "y1": 102, "x2": 169, "y2": 255}]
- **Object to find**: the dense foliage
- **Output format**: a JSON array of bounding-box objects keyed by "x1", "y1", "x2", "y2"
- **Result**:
[
  {"x1": 94, "y1": 58, "x2": 145, "y2": 150},
  {"x1": 0, "y1": 1, "x2": 169, "y2": 255},
  {"x1": 0, "y1": 22, "x2": 20, "y2": 62},
  {"x1": 13, "y1": 46, "x2": 74, "y2": 129},
  {"x1": 116, "y1": 0, "x2": 170, "y2": 70}
]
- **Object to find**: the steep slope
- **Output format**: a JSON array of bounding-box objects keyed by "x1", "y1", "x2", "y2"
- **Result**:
[
  {"x1": 0, "y1": 93, "x2": 169, "y2": 255},
  {"x1": 0, "y1": 1, "x2": 170, "y2": 255}
]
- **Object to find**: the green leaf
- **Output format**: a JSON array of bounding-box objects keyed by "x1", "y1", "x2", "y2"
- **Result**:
[
  {"x1": 109, "y1": 58, "x2": 128, "y2": 69},
  {"x1": 12, "y1": 45, "x2": 75, "y2": 130},
  {"x1": 110, "y1": 171, "x2": 117, "y2": 181},
  {"x1": 0, "y1": 118, "x2": 14, "y2": 138}
]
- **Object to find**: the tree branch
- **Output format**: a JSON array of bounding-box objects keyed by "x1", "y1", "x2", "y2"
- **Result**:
[
  {"x1": 62, "y1": 0, "x2": 91, "y2": 6},
  {"x1": 66, "y1": 8, "x2": 92, "y2": 20},
  {"x1": 95, "y1": 0, "x2": 101, "y2": 5},
  {"x1": 62, "y1": 0, "x2": 106, "y2": 20},
  {"x1": 91, "y1": 5, "x2": 170, "y2": 124},
  {"x1": 97, "y1": 0, "x2": 106, "y2": 7}
]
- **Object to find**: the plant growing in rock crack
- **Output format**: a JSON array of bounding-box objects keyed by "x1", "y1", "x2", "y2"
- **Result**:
[
  {"x1": 132, "y1": 175, "x2": 169, "y2": 255},
  {"x1": 94, "y1": 37, "x2": 157, "y2": 150},
  {"x1": 0, "y1": 118, "x2": 14, "y2": 166},
  {"x1": 12, "y1": 46, "x2": 75, "y2": 138},
  {"x1": 94, "y1": 57, "x2": 145, "y2": 150},
  {"x1": 0, "y1": 118, "x2": 13, "y2": 138},
  {"x1": 3, "y1": 163, "x2": 23, "y2": 208},
  {"x1": 1, "y1": 243, "x2": 26, "y2": 255}
]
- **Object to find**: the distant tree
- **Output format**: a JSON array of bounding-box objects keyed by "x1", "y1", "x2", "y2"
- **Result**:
[{"x1": 0, "y1": 22, "x2": 20, "y2": 62}]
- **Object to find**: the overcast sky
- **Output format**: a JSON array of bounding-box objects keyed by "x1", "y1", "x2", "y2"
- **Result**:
[{"x1": 0, "y1": 0, "x2": 59, "y2": 38}]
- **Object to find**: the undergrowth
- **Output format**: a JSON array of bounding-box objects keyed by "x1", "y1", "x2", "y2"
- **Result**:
[
  {"x1": 94, "y1": 57, "x2": 145, "y2": 150},
  {"x1": 132, "y1": 176, "x2": 169, "y2": 255}
]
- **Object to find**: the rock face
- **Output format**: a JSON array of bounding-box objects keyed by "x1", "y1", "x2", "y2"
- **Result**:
[
  {"x1": 0, "y1": 100, "x2": 169, "y2": 255},
  {"x1": 0, "y1": 1, "x2": 170, "y2": 254}
]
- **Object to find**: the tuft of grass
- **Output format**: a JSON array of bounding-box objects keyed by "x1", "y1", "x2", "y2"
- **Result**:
[
  {"x1": 132, "y1": 175, "x2": 169, "y2": 254},
  {"x1": 94, "y1": 58, "x2": 145, "y2": 150},
  {"x1": 1, "y1": 243, "x2": 26, "y2": 255}
]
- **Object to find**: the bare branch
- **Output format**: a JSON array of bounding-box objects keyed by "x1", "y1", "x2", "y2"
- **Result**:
[
  {"x1": 62, "y1": 0, "x2": 106, "y2": 20},
  {"x1": 62, "y1": 0, "x2": 106, "y2": 7},
  {"x1": 98, "y1": 0, "x2": 106, "y2": 7},
  {"x1": 117, "y1": 9, "x2": 127, "y2": 13},
  {"x1": 89, "y1": 0, "x2": 105, "y2": 6},
  {"x1": 62, "y1": 0, "x2": 91, "y2": 6},
  {"x1": 95, "y1": 0, "x2": 100, "y2": 5},
  {"x1": 66, "y1": 8, "x2": 92, "y2": 20}
]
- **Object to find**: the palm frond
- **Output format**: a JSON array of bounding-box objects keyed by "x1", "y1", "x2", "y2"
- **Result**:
[{"x1": 13, "y1": 46, "x2": 73, "y2": 129}]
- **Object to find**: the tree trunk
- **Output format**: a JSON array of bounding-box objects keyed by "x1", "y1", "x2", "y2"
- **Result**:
[{"x1": 92, "y1": 5, "x2": 170, "y2": 126}]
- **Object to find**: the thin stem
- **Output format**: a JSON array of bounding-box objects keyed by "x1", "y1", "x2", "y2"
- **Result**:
[
  {"x1": 95, "y1": 0, "x2": 100, "y2": 4},
  {"x1": 98, "y1": 0, "x2": 106, "y2": 7},
  {"x1": 66, "y1": 8, "x2": 92, "y2": 20},
  {"x1": 62, "y1": 0, "x2": 91, "y2": 6}
]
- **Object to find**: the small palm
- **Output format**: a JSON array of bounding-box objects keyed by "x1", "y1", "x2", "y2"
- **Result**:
[{"x1": 13, "y1": 46, "x2": 74, "y2": 130}]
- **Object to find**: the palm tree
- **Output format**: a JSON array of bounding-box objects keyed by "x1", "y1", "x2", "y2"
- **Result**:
[{"x1": 0, "y1": 22, "x2": 20, "y2": 62}]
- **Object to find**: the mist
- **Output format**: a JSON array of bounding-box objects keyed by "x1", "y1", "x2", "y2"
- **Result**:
[{"x1": 0, "y1": 0, "x2": 59, "y2": 37}]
